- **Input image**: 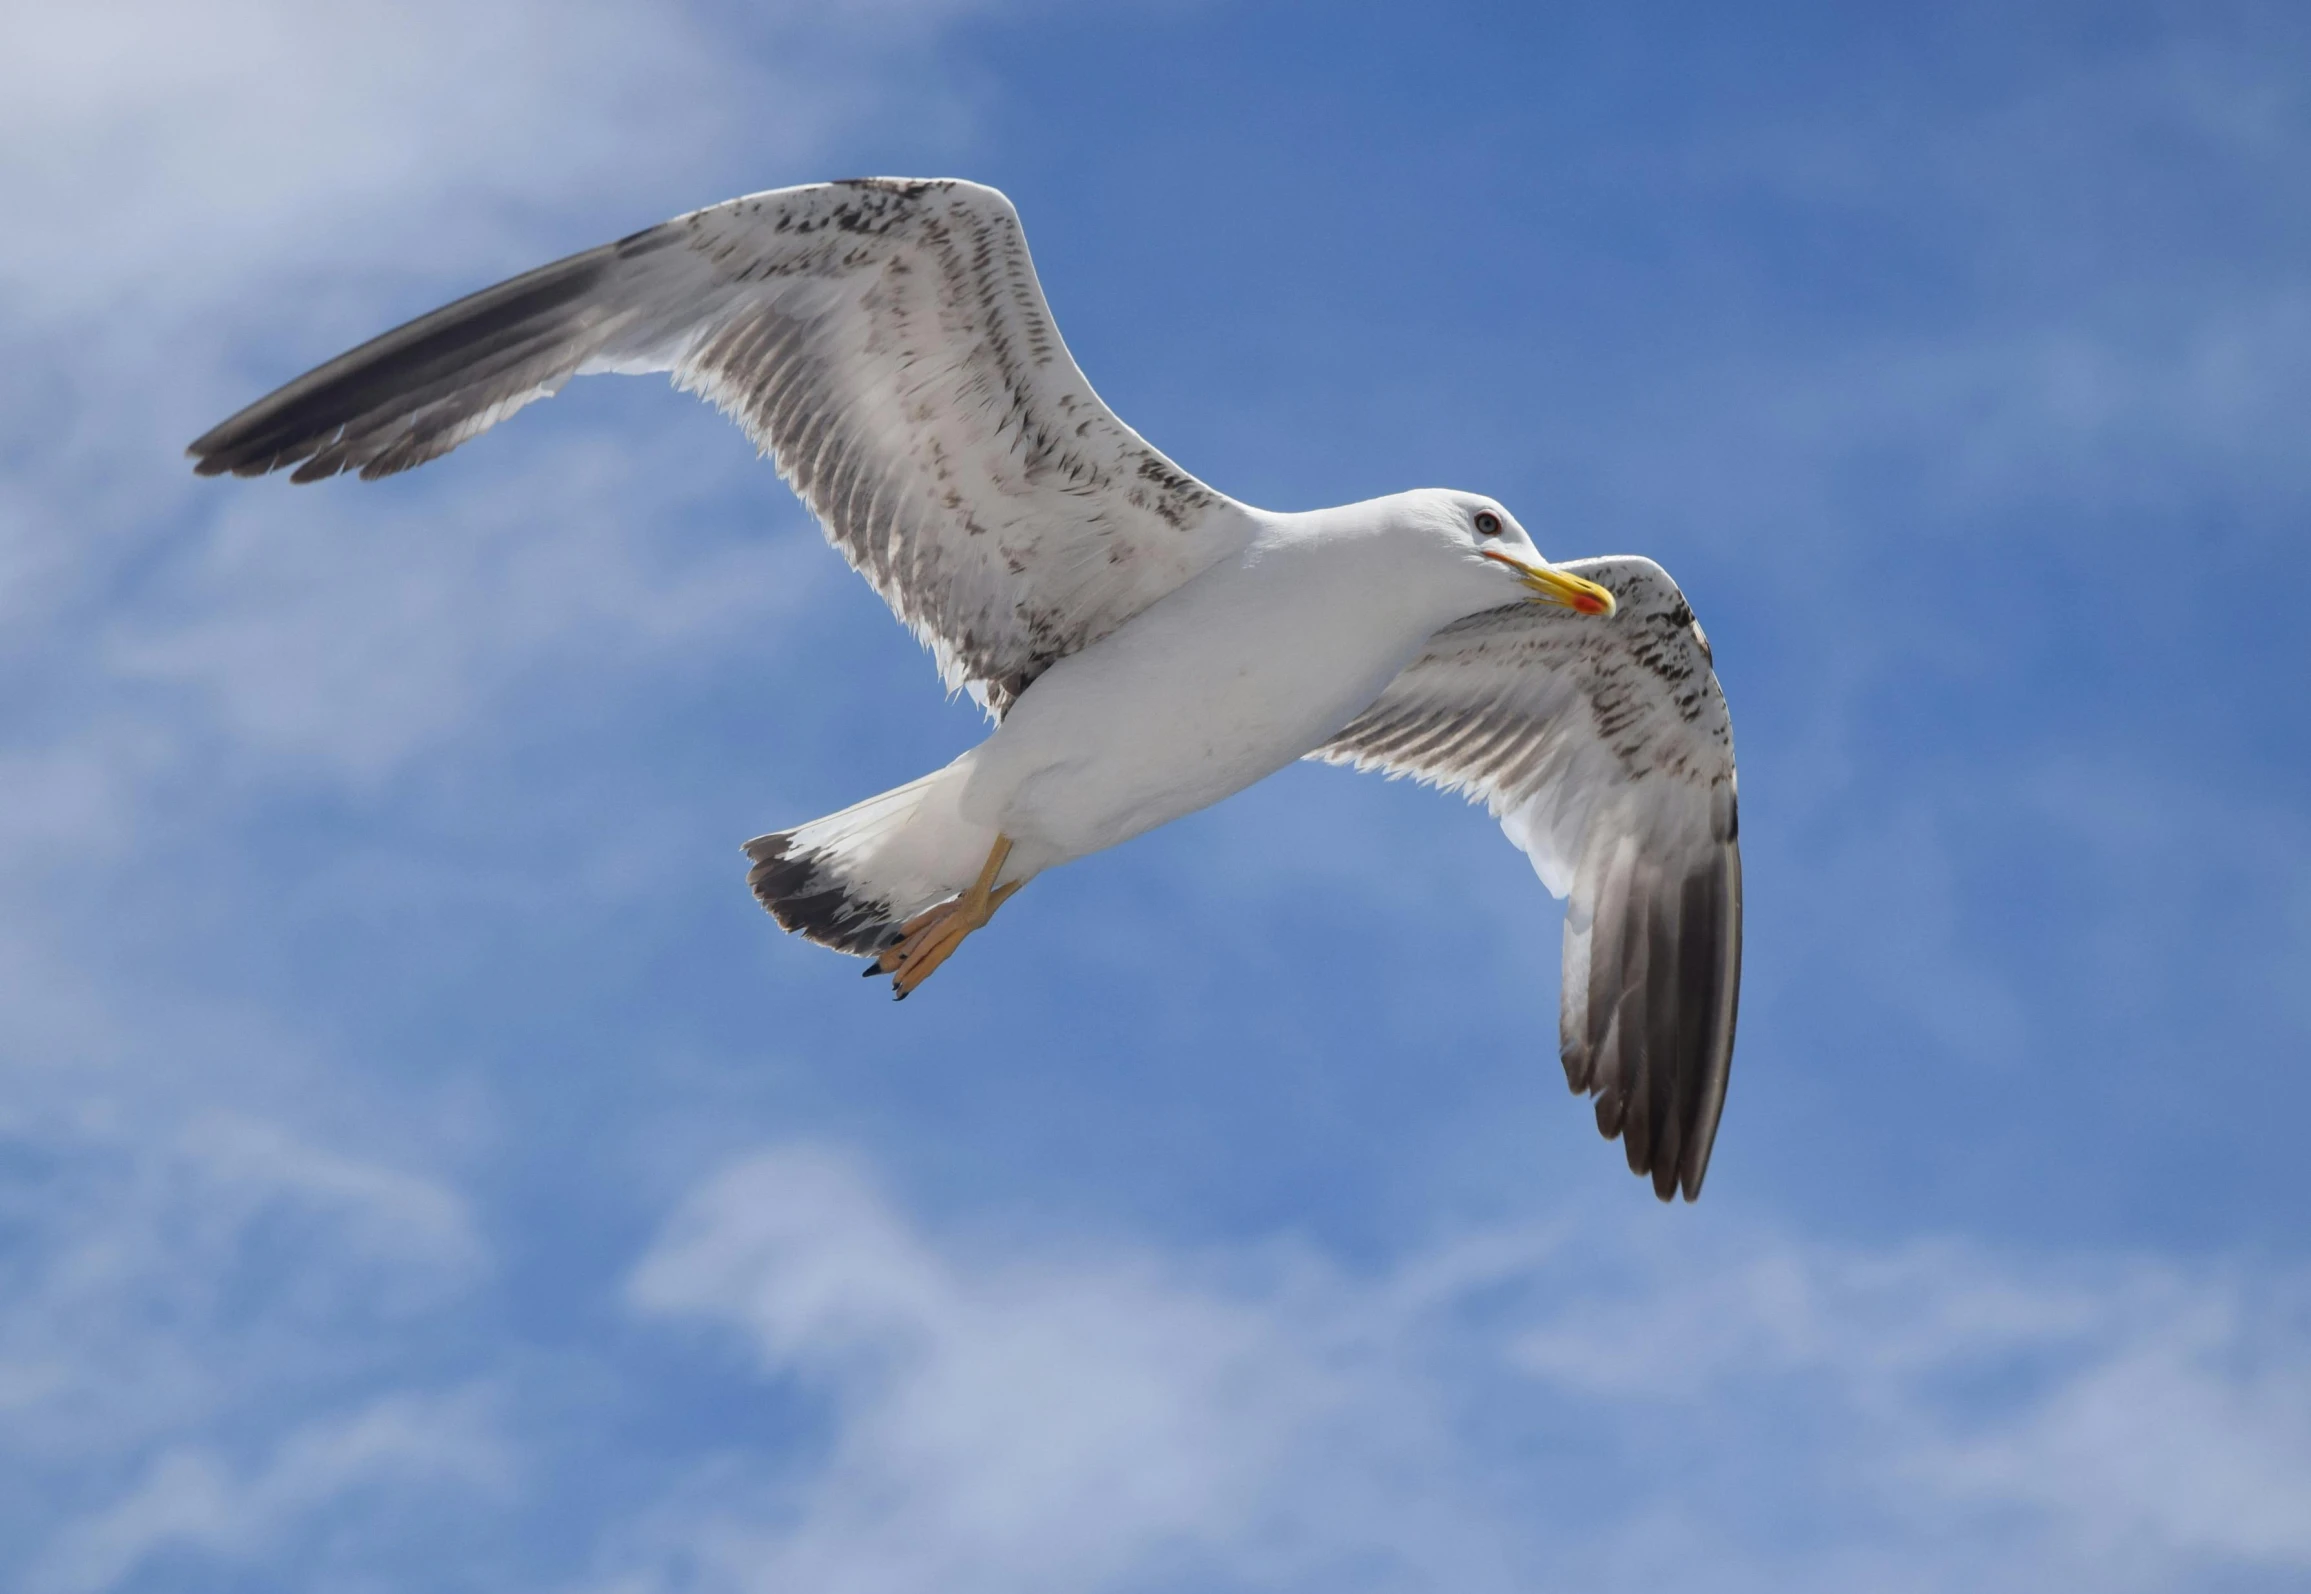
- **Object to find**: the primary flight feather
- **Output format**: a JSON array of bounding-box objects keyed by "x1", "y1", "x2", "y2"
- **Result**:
[{"x1": 189, "y1": 177, "x2": 1742, "y2": 1201}]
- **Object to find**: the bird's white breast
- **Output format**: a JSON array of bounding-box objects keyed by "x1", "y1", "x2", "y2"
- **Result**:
[{"x1": 957, "y1": 511, "x2": 1498, "y2": 872}]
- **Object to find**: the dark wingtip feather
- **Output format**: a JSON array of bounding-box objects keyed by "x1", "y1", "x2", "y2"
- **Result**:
[
  {"x1": 184, "y1": 242, "x2": 619, "y2": 482},
  {"x1": 1676, "y1": 841, "x2": 1743, "y2": 1201},
  {"x1": 1561, "y1": 832, "x2": 1742, "y2": 1205},
  {"x1": 742, "y1": 830, "x2": 900, "y2": 957}
]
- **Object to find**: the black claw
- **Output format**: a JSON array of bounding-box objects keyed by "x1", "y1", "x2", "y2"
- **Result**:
[{"x1": 862, "y1": 962, "x2": 885, "y2": 978}]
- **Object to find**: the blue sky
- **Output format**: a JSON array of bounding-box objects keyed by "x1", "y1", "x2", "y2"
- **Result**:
[{"x1": 5, "y1": 2, "x2": 2309, "y2": 1589}]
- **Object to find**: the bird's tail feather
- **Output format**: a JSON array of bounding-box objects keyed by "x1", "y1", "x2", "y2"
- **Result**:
[{"x1": 743, "y1": 764, "x2": 990, "y2": 956}]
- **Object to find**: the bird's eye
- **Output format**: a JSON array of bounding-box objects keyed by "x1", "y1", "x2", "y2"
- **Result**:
[{"x1": 1473, "y1": 511, "x2": 1503, "y2": 537}]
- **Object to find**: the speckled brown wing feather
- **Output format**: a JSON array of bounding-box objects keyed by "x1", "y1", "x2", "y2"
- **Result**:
[
  {"x1": 188, "y1": 179, "x2": 1251, "y2": 713},
  {"x1": 1310, "y1": 556, "x2": 1742, "y2": 1201}
]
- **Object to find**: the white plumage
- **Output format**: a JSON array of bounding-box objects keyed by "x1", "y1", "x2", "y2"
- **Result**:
[{"x1": 189, "y1": 178, "x2": 1742, "y2": 1201}]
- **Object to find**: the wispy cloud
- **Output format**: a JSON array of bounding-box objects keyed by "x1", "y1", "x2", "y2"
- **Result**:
[
  {"x1": 104, "y1": 435, "x2": 828, "y2": 782},
  {"x1": 622, "y1": 1145, "x2": 2311, "y2": 1594},
  {"x1": 0, "y1": 0, "x2": 979, "y2": 313},
  {"x1": 0, "y1": 0, "x2": 998, "y2": 740},
  {"x1": 30, "y1": 1388, "x2": 510, "y2": 1594},
  {"x1": 0, "y1": 1104, "x2": 484, "y2": 1446}
]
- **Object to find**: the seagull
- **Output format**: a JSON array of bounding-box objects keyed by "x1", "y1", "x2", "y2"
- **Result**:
[{"x1": 188, "y1": 178, "x2": 1742, "y2": 1200}]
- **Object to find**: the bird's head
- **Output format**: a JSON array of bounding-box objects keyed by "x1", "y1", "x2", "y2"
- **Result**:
[{"x1": 1404, "y1": 491, "x2": 1618, "y2": 618}]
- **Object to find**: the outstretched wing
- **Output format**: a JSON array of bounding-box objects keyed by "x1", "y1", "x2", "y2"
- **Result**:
[
  {"x1": 1311, "y1": 556, "x2": 1742, "y2": 1201},
  {"x1": 188, "y1": 178, "x2": 1252, "y2": 713}
]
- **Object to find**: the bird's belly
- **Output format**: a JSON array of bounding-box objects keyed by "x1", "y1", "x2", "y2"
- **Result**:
[{"x1": 959, "y1": 575, "x2": 1426, "y2": 868}]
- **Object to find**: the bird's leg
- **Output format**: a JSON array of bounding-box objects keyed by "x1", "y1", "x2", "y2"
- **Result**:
[{"x1": 870, "y1": 835, "x2": 1023, "y2": 999}]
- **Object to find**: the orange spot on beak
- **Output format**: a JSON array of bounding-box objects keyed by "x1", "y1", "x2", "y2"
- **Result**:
[{"x1": 1483, "y1": 548, "x2": 1618, "y2": 617}]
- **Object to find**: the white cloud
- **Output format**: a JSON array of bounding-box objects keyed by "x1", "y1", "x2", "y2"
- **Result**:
[
  {"x1": 173, "y1": 1110, "x2": 483, "y2": 1273},
  {"x1": 0, "y1": 1102, "x2": 485, "y2": 1460},
  {"x1": 626, "y1": 1148, "x2": 1484, "y2": 1593},
  {"x1": 30, "y1": 1387, "x2": 511, "y2": 1594},
  {"x1": 0, "y1": 1039, "x2": 502, "y2": 1590},
  {"x1": 624, "y1": 1145, "x2": 2311, "y2": 1594},
  {"x1": 1512, "y1": 1233, "x2": 2311, "y2": 1578},
  {"x1": 1922, "y1": 1294, "x2": 2311, "y2": 1567},
  {"x1": 0, "y1": 0, "x2": 996, "y2": 761},
  {"x1": 0, "y1": 0, "x2": 976, "y2": 313},
  {"x1": 104, "y1": 433, "x2": 831, "y2": 782}
]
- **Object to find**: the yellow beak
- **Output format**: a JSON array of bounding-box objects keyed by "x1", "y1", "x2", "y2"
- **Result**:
[{"x1": 1481, "y1": 549, "x2": 1617, "y2": 616}]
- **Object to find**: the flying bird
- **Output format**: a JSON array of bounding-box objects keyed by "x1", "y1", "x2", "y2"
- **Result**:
[{"x1": 188, "y1": 178, "x2": 1742, "y2": 1200}]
